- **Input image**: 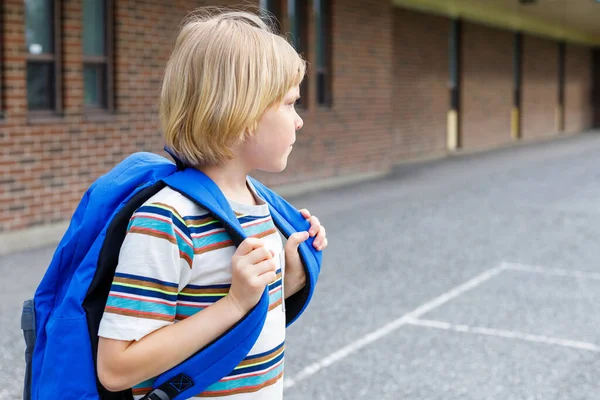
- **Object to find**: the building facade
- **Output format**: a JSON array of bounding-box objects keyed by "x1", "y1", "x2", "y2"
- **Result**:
[{"x1": 0, "y1": 0, "x2": 599, "y2": 250}]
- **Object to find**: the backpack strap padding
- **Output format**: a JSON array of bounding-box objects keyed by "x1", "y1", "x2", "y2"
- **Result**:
[
  {"x1": 148, "y1": 169, "x2": 269, "y2": 399},
  {"x1": 248, "y1": 177, "x2": 323, "y2": 326},
  {"x1": 142, "y1": 169, "x2": 322, "y2": 400}
]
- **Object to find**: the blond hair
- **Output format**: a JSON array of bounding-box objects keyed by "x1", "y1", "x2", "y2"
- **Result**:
[{"x1": 159, "y1": 7, "x2": 306, "y2": 167}]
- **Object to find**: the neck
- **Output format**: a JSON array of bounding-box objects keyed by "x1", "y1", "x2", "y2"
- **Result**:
[{"x1": 199, "y1": 159, "x2": 256, "y2": 205}]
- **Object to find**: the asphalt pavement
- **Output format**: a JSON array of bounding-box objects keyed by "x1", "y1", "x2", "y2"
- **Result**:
[{"x1": 2, "y1": 132, "x2": 600, "y2": 399}]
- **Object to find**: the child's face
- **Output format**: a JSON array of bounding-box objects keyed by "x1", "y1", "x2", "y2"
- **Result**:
[{"x1": 240, "y1": 85, "x2": 303, "y2": 173}]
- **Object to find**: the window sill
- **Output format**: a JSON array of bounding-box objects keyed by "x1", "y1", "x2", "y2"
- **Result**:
[
  {"x1": 84, "y1": 109, "x2": 117, "y2": 123},
  {"x1": 316, "y1": 104, "x2": 333, "y2": 112},
  {"x1": 27, "y1": 112, "x2": 65, "y2": 125}
]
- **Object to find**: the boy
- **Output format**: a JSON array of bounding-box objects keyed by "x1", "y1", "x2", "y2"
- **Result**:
[{"x1": 96, "y1": 8, "x2": 328, "y2": 399}]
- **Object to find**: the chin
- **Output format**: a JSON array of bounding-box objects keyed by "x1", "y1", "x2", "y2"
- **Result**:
[{"x1": 257, "y1": 161, "x2": 287, "y2": 173}]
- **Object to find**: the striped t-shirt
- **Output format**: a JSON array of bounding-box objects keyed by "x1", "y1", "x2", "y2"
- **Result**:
[{"x1": 98, "y1": 183, "x2": 286, "y2": 399}]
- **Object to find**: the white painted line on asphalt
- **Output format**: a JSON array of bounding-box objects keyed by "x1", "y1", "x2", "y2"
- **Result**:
[
  {"x1": 502, "y1": 262, "x2": 600, "y2": 281},
  {"x1": 406, "y1": 318, "x2": 600, "y2": 352},
  {"x1": 402, "y1": 266, "x2": 506, "y2": 320},
  {"x1": 283, "y1": 315, "x2": 410, "y2": 390},
  {"x1": 283, "y1": 265, "x2": 506, "y2": 390}
]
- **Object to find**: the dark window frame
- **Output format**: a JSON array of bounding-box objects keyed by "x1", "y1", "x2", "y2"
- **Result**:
[
  {"x1": 26, "y1": 0, "x2": 63, "y2": 116},
  {"x1": 513, "y1": 32, "x2": 523, "y2": 109},
  {"x1": 0, "y1": 0, "x2": 4, "y2": 118},
  {"x1": 558, "y1": 42, "x2": 566, "y2": 106},
  {"x1": 288, "y1": 0, "x2": 309, "y2": 109},
  {"x1": 314, "y1": 0, "x2": 332, "y2": 107},
  {"x1": 593, "y1": 48, "x2": 600, "y2": 128},
  {"x1": 449, "y1": 19, "x2": 461, "y2": 113},
  {"x1": 83, "y1": 0, "x2": 114, "y2": 113},
  {"x1": 557, "y1": 41, "x2": 566, "y2": 132},
  {"x1": 512, "y1": 32, "x2": 523, "y2": 139},
  {"x1": 260, "y1": 0, "x2": 283, "y2": 34}
]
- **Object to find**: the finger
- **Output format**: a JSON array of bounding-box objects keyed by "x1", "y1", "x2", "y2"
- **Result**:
[
  {"x1": 256, "y1": 271, "x2": 278, "y2": 287},
  {"x1": 236, "y1": 237, "x2": 265, "y2": 255},
  {"x1": 285, "y1": 231, "x2": 310, "y2": 253},
  {"x1": 245, "y1": 246, "x2": 274, "y2": 264},
  {"x1": 308, "y1": 216, "x2": 321, "y2": 236},
  {"x1": 299, "y1": 209, "x2": 311, "y2": 219},
  {"x1": 253, "y1": 259, "x2": 278, "y2": 276},
  {"x1": 313, "y1": 226, "x2": 327, "y2": 249}
]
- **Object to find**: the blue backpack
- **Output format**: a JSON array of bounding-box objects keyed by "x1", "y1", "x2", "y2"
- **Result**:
[{"x1": 21, "y1": 151, "x2": 322, "y2": 400}]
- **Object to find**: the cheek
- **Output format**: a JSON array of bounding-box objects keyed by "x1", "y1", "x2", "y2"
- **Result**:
[
  {"x1": 264, "y1": 116, "x2": 293, "y2": 141},
  {"x1": 279, "y1": 112, "x2": 297, "y2": 137},
  {"x1": 252, "y1": 110, "x2": 296, "y2": 151}
]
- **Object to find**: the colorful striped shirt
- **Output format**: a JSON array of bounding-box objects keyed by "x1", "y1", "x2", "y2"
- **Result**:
[{"x1": 98, "y1": 183, "x2": 286, "y2": 399}]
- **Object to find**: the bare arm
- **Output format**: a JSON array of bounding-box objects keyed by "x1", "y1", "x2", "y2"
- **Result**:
[{"x1": 284, "y1": 267, "x2": 306, "y2": 299}]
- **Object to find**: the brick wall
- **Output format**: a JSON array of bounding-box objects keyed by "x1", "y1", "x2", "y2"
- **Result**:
[
  {"x1": 0, "y1": 0, "x2": 394, "y2": 233},
  {"x1": 460, "y1": 22, "x2": 513, "y2": 150},
  {"x1": 1, "y1": 1, "x2": 596, "y2": 236},
  {"x1": 521, "y1": 35, "x2": 559, "y2": 140},
  {"x1": 256, "y1": 0, "x2": 394, "y2": 186},
  {"x1": 1, "y1": 0, "x2": 219, "y2": 232},
  {"x1": 392, "y1": 8, "x2": 449, "y2": 160},
  {"x1": 564, "y1": 44, "x2": 592, "y2": 134}
]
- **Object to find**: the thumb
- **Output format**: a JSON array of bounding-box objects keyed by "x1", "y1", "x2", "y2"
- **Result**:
[{"x1": 286, "y1": 231, "x2": 310, "y2": 251}]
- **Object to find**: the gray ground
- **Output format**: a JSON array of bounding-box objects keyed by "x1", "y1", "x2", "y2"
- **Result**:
[{"x1": 2, "y1": 132, "x2": 600, "y2": 399}]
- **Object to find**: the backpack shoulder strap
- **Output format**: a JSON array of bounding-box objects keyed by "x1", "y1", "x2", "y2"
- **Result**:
[
  {"x1": 162, "y1": 168, "x2": 244, "y2": 243},
  {"x1": 147, "y1": 169, "x2": 269, "y2": 400},
  {"x1": 148, "y1": 169, "x2": 322, "y2": 400},
  {"x1": 248, "y1": 177, "x2": 323, "y2": 326}
]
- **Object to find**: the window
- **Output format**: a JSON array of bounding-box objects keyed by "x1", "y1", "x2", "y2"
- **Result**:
[
  {"x1": 557, "y1": 42, "x2": 565, "y2": 131},
  {"x1": 260, "y1": 0, "x2": 282, "y2": 34},
  {"x1": 512, "y1": 32, "x2": 523, "y2": 139},
  {"x1": 288, "y1": 0, "x2": 309, "y2": 107},
  {"x1": 83, "y1": 0, "x2": 113, "y2": 111},
  {"x1": 25, "y1": 0, "x2": 62, "y2": 113},
  {"x1": 513, "y1": 33, "x2": 522, "y2": 110},
  {"x1": 593, "y1": 49, "x2": 600, "y2": 128},
  {"x1": 449, "y1": 20, "x2": 461, "y2": 114},
  {"x1": 448, "y1": 19, "x2": 462, "y2": 150},
  {"x1": 315, "y1": 0, "x2": 332, "y2": 106},
  {"x1": 0, "y1": 0, "x2": 4, "y2": 117}
]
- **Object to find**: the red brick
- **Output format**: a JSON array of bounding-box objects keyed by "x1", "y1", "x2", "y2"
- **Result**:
[
  {"x1": 565, "y1": 44, "x2": 593, "y2": 134},
  {"x1": 522, "y1": 35, "x2": 559, "y2": 139},
  {"x1": 461, "y1": 23, "x2": 513, "y2": 150},
  {"x1": 392, "y1": 9, "x2": 449, "y2": 160}
]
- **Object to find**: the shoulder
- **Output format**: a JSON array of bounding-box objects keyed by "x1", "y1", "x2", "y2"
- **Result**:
[
  {"x1": 135, "y1": 186, "x2": 211, "y2": 224},
  {"x1": 125, "y1": 188, "x2": 203, "y2": 266},
  {"x1": 127, "y1": 187, "x2": 215, "y2": 249}
]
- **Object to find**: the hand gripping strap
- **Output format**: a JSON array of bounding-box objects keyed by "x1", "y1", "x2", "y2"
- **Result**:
[
  {"x1": 248, "y1": 177, "x2": 322, "y2": 325},
  {"x1": 147, "y1": 169, "x2": 270, "y2": 399}
]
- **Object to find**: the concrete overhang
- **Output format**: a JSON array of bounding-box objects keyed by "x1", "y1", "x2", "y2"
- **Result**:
[{"x1": 393, "y1": 0, "x2": 600, "y2": 46}]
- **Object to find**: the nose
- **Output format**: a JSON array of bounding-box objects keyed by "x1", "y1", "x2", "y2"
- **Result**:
[{"x1": 295, "y1": 115, "x2": 303, "y2": 131}]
